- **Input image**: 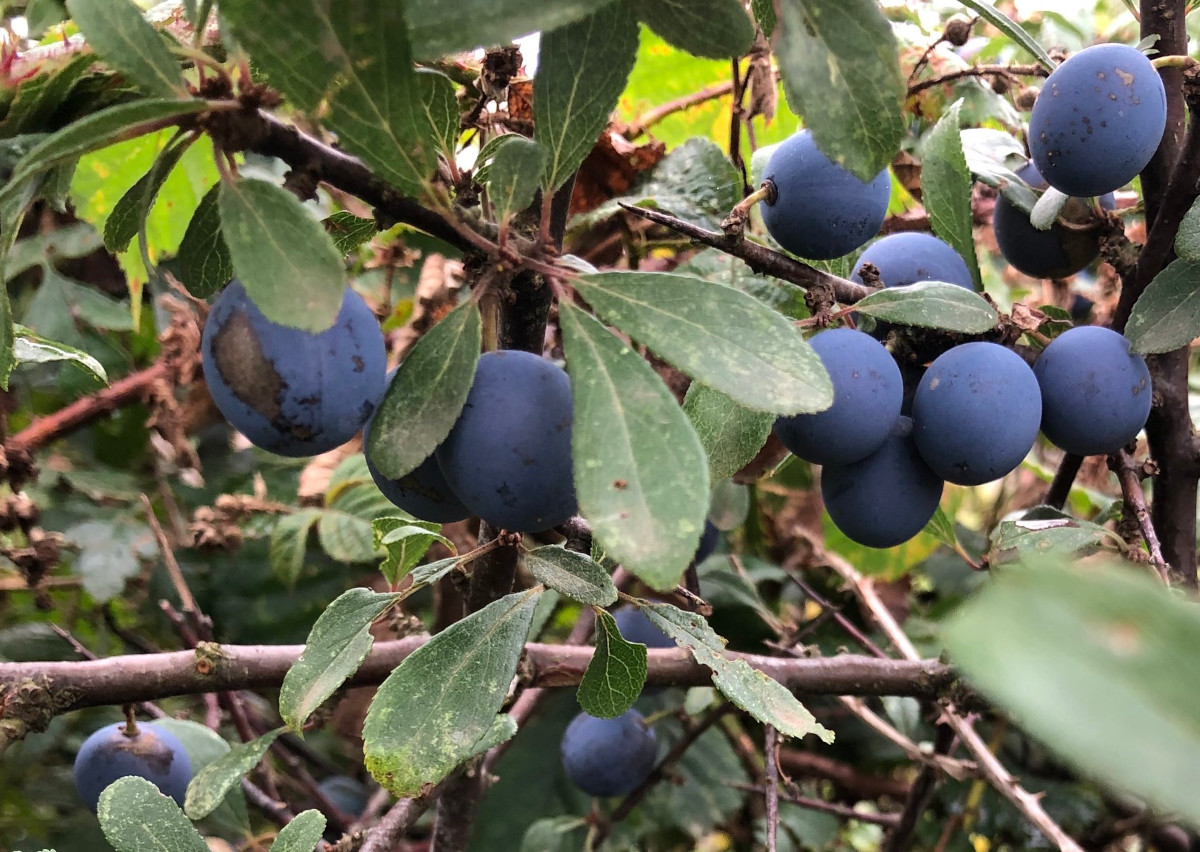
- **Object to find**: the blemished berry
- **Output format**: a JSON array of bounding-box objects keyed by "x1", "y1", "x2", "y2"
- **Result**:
[
  {"x1": 821, "y1": 416, "x2": 944, "y2": 549},
  {"x1": 612, "y1": 606, "x2": 675, "y2": 649},
  {"x1": 561, "y1": 710, "x2": 658, "y2": 797},
  {"x1": 74, "y1": 721, "x2": 193, "y2": 813},
  {"x1": 436, "y1": 350, "x2": 577, "y2": 532},
  {"x1": 1029, "y1": 43, "x2": 1167, "y2": 197},
  {"x1": 912, "y1": 342, "x2": 1042, "y2": 485},
  {"x1": 993, "y1": 162, "x2": 1114, "y2": 279},
  {"x1": 363, "y1": 371, "x2": 470, "y2": 524},
  {"x1": 775, "y1": 329, "x2": 902, "y2": 466},
  {"x1": 761, "y1": 130, "x2": 890, "y2": 260},
  {"x1": 202, "y1": 281, "x2": 386, "y2": 457},
  {"x1": 1034, "y1": 325, "x2": 1152, "y2": 456}
]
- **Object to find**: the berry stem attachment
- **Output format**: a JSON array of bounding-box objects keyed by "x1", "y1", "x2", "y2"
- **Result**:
[
  {"x1": 1150, "y1": 55, "x2": 1196, "y2": 70},
  {"x1": 720, "y1": 181, "x2": 776, "y2": 237},
  {"x1": 121, "y1": 704, "x2": 139, "y2": 737}
]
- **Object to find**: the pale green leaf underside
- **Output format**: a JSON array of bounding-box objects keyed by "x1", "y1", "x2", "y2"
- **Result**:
[
  {"x1": 185, "y1": 729, "x2": 282, "y2": 821},
  {"x1": 854, "y1": 281, "x2": 998, "y2": 333},
  {"x1": 98, "y1": 777, "x2": 208, "y2": 852},
  {"x1": 525, "y1": 545, "x2": 618, "y2": 606}
]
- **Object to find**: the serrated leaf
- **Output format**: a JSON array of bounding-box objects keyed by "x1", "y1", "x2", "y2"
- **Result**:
[
  {"x1": 774, "y1": 0, "x2": 904, "y2": 181},
  {"x1": 1177, "y1": 197, "x2": 1200, "y2": 262},
  {"x1": 218, "y1": 177, "x2": 345, "y2": 332},
  {"x1": 525, "y1": 546, "x2": 617, "y2": 606},
  {"x1": 683, "y1": 383, "x2": 774, "y2": 481},
  {"x1": 677, "y1": 249, "x2": 808, "y2": 320},
  {"x1": 98, "y1": 777, "x2": 207, "y2": 852},
  {"x1": 416, "y1": 68, "x2": 460, "y2": 157},
  {"x1": 185, "y1": 729, "x2": 282, "y2": 821},
  {"x1": 220, "y1": 2, "x2": 436, "y2": 197},
  {"x1": 325, "y1": 211, "x2": 378, "y2": 256},
  {"x1": 490, "y1": 137, "x2": 547, "y2": 223},
  {"x1": 104, "y1": 136, "x2": 191, "y2": 253},
  {"x1": 578, "y1": 608, "x2": 648, "y2": 718},
  {"x1": 375, "y1": 517, "x2": 453, "y2": 586},
  {"x1": 177, "y1": 184, "x2": 232, "y2": 298},
  {"x1": 269, "y1": 810, "x2": 326, "y2": 852},
  {"x1": 953, "y1": 0, "x2": 1056, "y2": 71},
  {"x1": 574, "y1": 271, "x2": 833, "y2": 414},
  {"x1": 535, "y1": 4, "x2": 640, "y2": 191},
  {"x1": 269, "y1": 509, "x2": 322, "y2": 587},
  {"x1": 0, "y1": 52, "x2": 94, "y2": 136},
  {"x1": 317, "y1": 511, "x2": 378, "y2": 564},
  {"x1": 1125, "y1": 259, "x2": 1200, "y2": 355},
  {"x1": 921, "y1": 102, "x2": 982, "y2": 290},
  {"x1": 853, "y1": 281, "x2": 998, "y2": 332},
  {"x1": 638, "y1": 0, "x2": 754, "y2": 59},
  {"x1": 65, "y1": 0, "x2": 187, "y2": 98},
  {"x1": 0, "y1": 99, "x2": 208, "y2": 208},
  {"x1": 640, "y1": 600, "x2": 833, "y2": 742},
  {"x1": 942, "y1": 557, "x2": 1200, "y2": 828},
  {"x1": 11, "y1": 324, "x2": 107, "y2": 382},
  {"x1": 363, "y1": 589, "x2": 540, "y2": 796},
  {"x1": 559, "y1": 303, "x2": 709, "y2": 590},
  {"x1": 279, "y1": 588, "x2": 401, "y2": 731},
  {"x1": 150, "y1": 719, "x2": 249, "y2": 834},
  {"x1": 922, "y1": 506, "x2": 957, "y2": 549},
  {"x1": 406, "y1": 0, "x2": 617, "y2": 61},
  {"x1": 467, "y1": 713, "x2": 520, "y2": 758},
  {"x1": 367, "y1": 301, "x2": 481, "y2": 479}
]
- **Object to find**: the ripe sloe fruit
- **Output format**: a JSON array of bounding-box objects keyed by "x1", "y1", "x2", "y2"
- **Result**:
[
  {"x1": 912, "y1": 342, "x2": 1042, "y2": 485},
  {"x1": 993, "y1": 162, "x2": 1114, "y2": 279},
  {"x1": 363, "y1": 371, "x2": 470, "y2": 523},
  {"x1": 821, "y1": 416, "x2": 943, "y2": 549},
  {"x1": 775, "y1": 329, "x2": 902, "y2": 466},
  {"x1": 1034, "y1": 326, "x2": 1151, "y2": 456},
  {"x1": 436, "y1": 350, "x2": 577, "y2": 532},
  {"x1": 1029, "y1": 43, "x2": 1167, "y2": 197},
  {"x1": 761, "y1": 131, "x2": 890, "y2": 260},
  {"x1": 318, "y1": 775, "x2": 369, "y2": 817},
  {"x1": 851, "y1": 232, "x2": 973, "y2": 291},
  {"x1": 202, "y1": 281, "x2": 386, "y2": 457},
  {"x1": 613, "y1": 606, "x2": 675, "y2": 649},
  {"x1": 74, "y1": 721, "x2": 193, "y2": 813},
  {"x1": 561, "y1": 709, "x2": 657, "y2": 797},
  {"x1": 694, "y1": 519, "x2": 719, "y2": 564}
]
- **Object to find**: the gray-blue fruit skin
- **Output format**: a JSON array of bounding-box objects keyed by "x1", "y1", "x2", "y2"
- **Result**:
[
  {"x1": 560, "y1": 710, "x2": 658, "y2": 797},
  {"x1": 613, "y1": 606, "x2": 675, "y2": 649},
  {"x1": 761, "y1": 130, "x2": 891, "y2": 260},
  {"x1": 821, "y1": 416, "x2": 944, "y2": 549},
  {"x1": 851, "y1": 232, "x2": 973, "y2": 290},
  {"x1": 775, "y1": 329, "x2": 902, "y2": 466},
  {"x1": 1029, "y1": 43, "x2": 1167, "y2": 198},
  {"x1": 694, "y1": 519, "x2": 719, "y2": 565},
  {"x1": 993, "y1": 162, "x2": 1115, "y2": 279},
  {"x1": 363, "y1": 371, "x2": 470, "y2": 524},
  {"x1": 202, "y1": 281, "x2": 386, "y2": 458},
  {"x1": 436, "y1": 350, "x2": 577, "y2": 532},
  {"x1": 1034, "y1": 325, "x2": 1152, "y2": 456},
  {"x1": 912, "y1": 342, "x2": 1042, "y2": 486},
  {"x1": 318, "y1": 775, "x2": 369, "y2": 817},
  {"x1": 73, "y1": 722, "x2": 193, "y2": 813}
]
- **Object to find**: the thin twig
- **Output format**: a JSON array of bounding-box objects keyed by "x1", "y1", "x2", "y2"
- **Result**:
[
  {"x1": 1109, "y1": 450, "x2": 1169, "y2": 582},
  {"x1": 765, "y1": 725, "x2": 780, "y2": 852},
  {"x1": 140, "y1": 494, "x2": 198, "y2": 613},
  {"x1": 728, "y1": 783, "x2": 902, "y2": 828},
  {"x1": 908, "y1": 62, "x2": 1048, "y2": 96}
]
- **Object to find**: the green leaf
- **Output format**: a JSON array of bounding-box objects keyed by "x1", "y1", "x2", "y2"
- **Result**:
[
  {"x1": 922, "y1": 506, "x2": 957, "y2": 550},
  {"x1": 676, "y1": 249, "x2": 808, "y2": 320},
  {"x1": 683, "y1": 383, "x2": 774, "y2": 481},
  {"x1": 220, "y1": 1, "x2": 437, "y2": 197},
  {"x1": 269, "y1": 810, "x2": 326, "y2": 852},
  {"x1": 374, "y1": 517, "x2": 454, "y2": 586},
  {"x1": 325, "y1": 211, "x2": 378, "y2": 256},
  {"x1": 577, "y1": 608, "x2": 648, "y2": 718},
  {"x1": 218, "y1": 177, "x2": 346, "y2": 332},
  {"x1": 574, "y1": 271, "x2": 833, "y2": 414},
  {"x1": 520, "y1": 817, "x2": 588, "y2": 852},
  {"x1": 317, "y1": 510, "x2": 378, "y2": 563},
  {"x1": 525, "y1": 546, "x2": 618, "y2": 606},
  {"x1": 64, "y1": 519, "x2": 154, "y2": 604},
  {"x1": 104, "y1": 135, "x2": 191, "y2": 253},
  {"x1": 953, "y1": 0, "x2": 1056, "y2": 71},
  {"x1": 363, "y1": 589, "x2": 540, "y2": 796},
  {"x1": 853, "y1": 281, "x2": 998, "y2": 333},
  {"x1": 150, "y1": 719, "x2": 249, "y2": 834},
  {"x1": 416, "y1": 68, "x2": 461, "y2": 158},
  {"x1": 11, "y1": 324, "x2": 107, "y2": 383},
  {"x1": 279, "y1": 588, "x2": 401, "y2": 732},
  {"x1": 988, "y1": 509, "x2": 1116, "y2": 564},
  {"x1": 559, "y1": 303, "x2": 709, "y2": 591},
  {"x1": 177, "y1": 184, "x2": 232, "y2": 298},
  {"x1": 185, "y1": 729, "x2": 282, "y2": 821},
  {"x1": 637, "y1": 0, "x2": 754, "y2": 59},
  {"x1": 920, "y1": 101, "x2": 982, "y2": 290},
  {"x1": 1177, "y1": 196, "x2": 1200, "y2": 262},
  {"x1": 774, "y1": 0, "x2": 905, "y2": 181},
  {"x1": 408, "y1": 555, "x2": 462, "y2": 587},
  {"x1": 1125, "y1": 259, "x2": 1200, "y2": 355},
  {"x1": 98, "y1": 777, "x2": 208, "y2": 852},
  {"x1": 751, "y1": 0, "x2": 776, "y2": 36},
  {"x1": 942, "y1": 557, "x2": 1200, "y2": 828},
  {"x1": 490, "y1": 137, "x2": 548, "y2": 223},
  {"x1": 269, "y1": 509, "x2": 323, "y2": 587},
  {"x1": 0, "y1": 52, "x2": 94, "y2": 136},
  {"x1": 367, "y1": 301, "x2": 481, "y2": 479},
  {"x1": 6, "y1": 223, "x2": 104, "y2": 282},
  {"x1": 535, "y1": 3, "x2": 640, "y2": 191},
  {"x1": 405, "y1": 0, "x2": 619, "y2": 61},
  {"x1": 640, "y1": 600, "x2": 834, "y2": 743},
  {"x1": 0, "y1": 99, "x2": 208, "y2": 209},
  {"x1": 65, "y1": 0, "x2": 187, "y2": 98}
]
